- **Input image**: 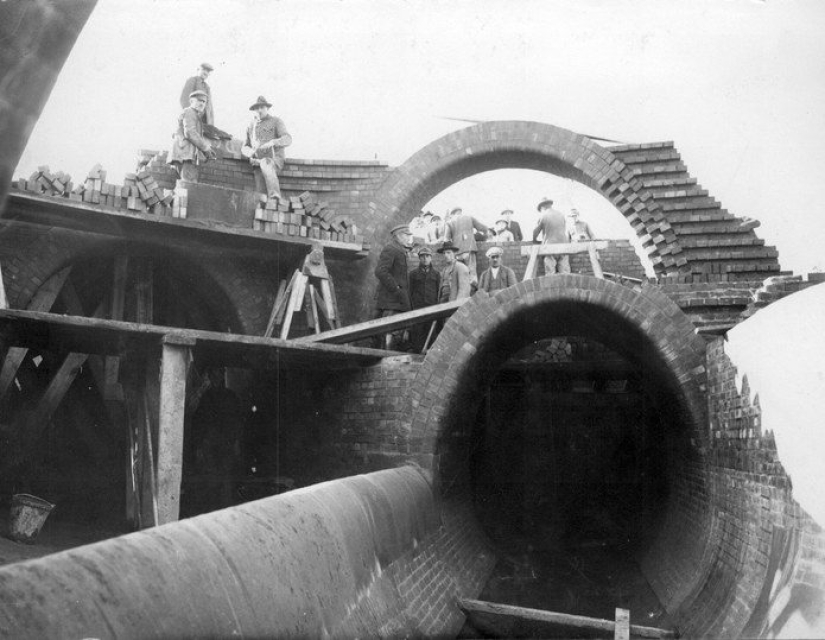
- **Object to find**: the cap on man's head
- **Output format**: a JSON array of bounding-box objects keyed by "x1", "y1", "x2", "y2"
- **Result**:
[
  {"x1": 422, "y1": 211, "x2": 434, "y2": 219},
  {"x1": 437, "y1": 241, "x2": 460, "y2": 254},
  {"x1": 418, "y1": 247, "x2": 433, "y2": 257},
  {"x1": 501, "y1": 209, "x2": 514, "y2": 217},
  {"x1": 189, "y1": 90, "x2": 209, "y2": 101},
  {"x1": 390, "y1": 224, "x2": 411, "y2": 236},
  {"x1": 449, "y1": 207, "x2": 463, "y2": 217},
  {"x1": 200, "y1": 62, "x2": 214, "y2": 71},
  {"x1": 431, "y1": 215, "x2": 442, "y2": 222},
  {"x1": 537, "y1": 196, "x2": 554, "y2": 211},
  {"x1": 494, "y1": 218, "x2": 507, "y2": 227},
  {"x1": 249, "y1": 95, "x2": 273, "y2": 110},
  {"x1": 486, "y1": 246, "x2": 504, "y2": 258}
]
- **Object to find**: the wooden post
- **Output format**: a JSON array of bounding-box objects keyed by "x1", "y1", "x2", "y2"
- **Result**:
[
  {"x1": 588, "y1": 241, "x2": 604, "y2": 279},
  {"x1": 105, "y1": 254, "x2": 128, "y2": 398},
  {"x1": 615, "y1": 608, "x2": 630, "y2": 640},
  {"x1": 155, "y1": 335, "x2": 193, "y2": 525},
  {"x1": 522, "y1": 245, "x2": 541, "y2": 281},
  {"x1": 0, "y1": 261, "x2": 6, "y2": 310}
]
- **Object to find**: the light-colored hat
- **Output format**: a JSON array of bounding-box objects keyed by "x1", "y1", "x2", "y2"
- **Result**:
[
  {"x1": 200, "y1": 62, "x2": 214, "y2": 71},
  {"x1": 189, "y1": 90, "x2": 208, "y2": 101},
  {"x1": 390, "y1": 224, "x2": 411, "y2": 235},
  {"x1": 537, "y1": 196, "x2": 554, "y2": 211},
  {"x1": 249, "y1": 95, "x2": 273, "y2": 110},
  {"x1": 486, "y1": 246, "x2": 504, "y2": 258},
  {"x1": 449, "y1": 207, "x2": 463, "y2": 216},
  {"x1": 500, "y1": 209, "x2": 514, "y2": 216}
]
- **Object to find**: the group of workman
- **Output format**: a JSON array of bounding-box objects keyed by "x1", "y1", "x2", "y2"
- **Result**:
[
  {"x1": 168, "y1": 62, "x2": 291, "y2": 199},
  {"x1": 374, "y1": 197, "x2": 595, "y2": 350}
]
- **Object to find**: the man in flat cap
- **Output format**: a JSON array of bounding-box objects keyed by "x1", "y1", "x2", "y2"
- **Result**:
[
  {"x1": 244, "y1": 95, "x2": 292, "y2": 199},
  {"x1": 478, "y1": 246, "x2": 517, "y2": 293},
  {"x1": 533, "y1": 196, "x2": 570, "y2": 275},
  {"x1": 180, "y1": 63, "x2": 215, "y2": 125},
  {"x1": 409, "y1": 246, "x2": 441, "y2": 352},
  {"x1": 168, "y1": 89, "x2": 217, "y2": 182},
  {"x1": 444, "y1": 206, "x2": 490, "y2": 287},
  {"x1": 374, "y1": 224, "x2": 414, "y2": 349}
]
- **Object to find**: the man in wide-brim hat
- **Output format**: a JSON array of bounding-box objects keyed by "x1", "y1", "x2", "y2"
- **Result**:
[
  {"x1": 437, "y1": 241, "x2": 472, "y2": 302},
  {"x1": 244, "y1": 95, "x2": 292, "y2": 198},
  {"x1": 533, "y1": 196, "x2": 571, "y2": 275},
  {"x1": 168, "y1": 89, "x2": 216, "y2": 182}
]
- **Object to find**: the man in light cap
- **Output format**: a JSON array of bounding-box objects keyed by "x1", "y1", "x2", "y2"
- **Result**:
[
  {"x1": 409, "y1": 246, "x2": 441, "y2": 351},
  {"x1": 244, "y1": 95, "x2": 292, "y2": 199},
  {"x1": 501, "y1": 209, "x2": 523, "y2": 242},
  {"x1": 168, "y1": 89, "x2": 217, "y2": 182},
  {"x1": 374, "y1": 224, "x2": 414, "y2": 349},
  {"x1": 478, "y1": 246, "x2": 517, "y2": 293},
  {"x1": 533, "y1": 196, "x2": 570, "y2": 275}
]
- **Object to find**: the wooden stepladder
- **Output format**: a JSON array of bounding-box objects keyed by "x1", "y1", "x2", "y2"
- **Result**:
[
  {"x1": 264, "y1": 243, "x2": 341, "y2": 339},
  {"x1": 521, "y1": 240, "x2": 609, "y2": 281}
]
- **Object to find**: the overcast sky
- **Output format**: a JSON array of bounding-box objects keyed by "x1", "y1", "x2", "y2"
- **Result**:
[{"x1": 15, "y1": 0, "x2": 825, "y2": 275}]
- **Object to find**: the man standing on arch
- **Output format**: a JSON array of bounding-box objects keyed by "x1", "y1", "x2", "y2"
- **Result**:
[
  {"x1": 533, "y1": 196, "x2": 570, "y2": 275},
  {"x1": 245, "y1": 95, "x2": 292, "y2": 199},
  {"x1": 444, "y1": 206, "x2": 489, "y2": 286}
]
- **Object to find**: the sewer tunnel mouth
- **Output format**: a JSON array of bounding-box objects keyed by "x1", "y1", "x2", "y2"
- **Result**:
[{"x1": 420, "y1": 288, "x2": 705, "y2": 626}]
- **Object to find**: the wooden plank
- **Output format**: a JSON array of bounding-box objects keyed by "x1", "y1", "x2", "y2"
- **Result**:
[
  {"x1": 458, "y1": 599, "x2": 675, "y2": 639},
  {"x1": 59, "y1": 280, "x2": 108, "y2": 399},
  {"x1": 308, "y1": 285, "x2": 321, "y2": 334},
  {"x1": 520, "y1": 240, "x2": 610, "y2": 257},
  {"x1": 280, "y1": 272, "x2": 307, "y2": 340},
  {"x1": 295, "y1": 298, "x2": 466, "y2": 345},
  {"x1": 327, "y1": 277, "x2": 341, "y2": 328},
  {"x1": 0, "y1": 266, "x2": 72, "y2": 399},
  {"x1": 0, "y1": 309, "x2": 397, "y2": 368},
  {"x1": 589, "y1": 242, "x2": 605, "y2": 279},
  {"x1": 615, "y1": 608, "x2": 630, "y2": 640},
  {"x1": 263, "y1": 278, "x2": 288, "y2": 338},
  {"x1": 0, "y1": 262, "x2": 6, "y2": 310},
  {"x1": 522, "y1": 244, "x2": 540, "y2": 282},
  {"x1": 155, "y1": 336, "x2": 192, "y2": 525}
]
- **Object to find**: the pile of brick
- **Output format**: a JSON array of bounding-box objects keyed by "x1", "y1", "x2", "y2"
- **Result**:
[
  {"x1": 254, "y1": 191, "x2": 363, "y2": 244},
  {"x1": 16, "y1": 166, "x2": 73, "y2": 196}
]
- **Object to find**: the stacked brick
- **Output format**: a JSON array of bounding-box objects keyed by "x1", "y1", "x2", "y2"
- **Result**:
[
  {"x1": 609, "y1": 142, "x2": 781, "y2": 281},
  {"x1": 16, "y1": 166, "x2": 73, "y2": 196},
  {"x1": 13, "y1": 163, "x2": 180, "y2": 216},
  {"x1": 253, "y1": 191, "x2": 363, "y2": 244}
]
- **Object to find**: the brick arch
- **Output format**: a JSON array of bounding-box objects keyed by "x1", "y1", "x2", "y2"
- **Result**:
[{"x1": 406, "y1": 274, "x2": 708, "y2": 476}]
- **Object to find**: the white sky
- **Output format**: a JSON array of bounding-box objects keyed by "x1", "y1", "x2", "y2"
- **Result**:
[{"x1": 15, "y1": 0, "x2": 825, "y2": 275}]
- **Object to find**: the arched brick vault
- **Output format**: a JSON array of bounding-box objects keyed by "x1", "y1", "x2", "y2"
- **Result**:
[
  {"x1": 405, "y1": 274, "x2": 709, "y2": 484},
  {"x1": 346, "y1": 120, "x2": 779, "y2": 321}
]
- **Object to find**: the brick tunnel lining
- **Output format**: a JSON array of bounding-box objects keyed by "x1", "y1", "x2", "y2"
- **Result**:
[{"x1": 407, "y1": 276, "x2": 728, "y2": 630}]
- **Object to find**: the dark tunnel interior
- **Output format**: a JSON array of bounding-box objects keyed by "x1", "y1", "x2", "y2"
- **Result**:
[{"x1": 439, "y1": 302, "x2": 697, "y2": 630}]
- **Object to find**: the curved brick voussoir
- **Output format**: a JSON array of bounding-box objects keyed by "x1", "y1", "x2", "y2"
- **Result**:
[
  {"x1": 407, "y1": 275, "x2": 708, "y2": 480},
  {"x1": 361, "y1": 122, "x2": 690, "y2": 319}
]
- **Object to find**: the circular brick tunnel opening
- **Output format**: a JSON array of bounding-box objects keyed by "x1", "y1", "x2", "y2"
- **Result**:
[{"x1": 409, "y1": 276, "x2": 722, "y2": 630}]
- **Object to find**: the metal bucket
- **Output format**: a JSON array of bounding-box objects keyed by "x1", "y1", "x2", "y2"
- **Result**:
[{"x1": 8, "y1": 494, "x2": 55, "y2": 543}]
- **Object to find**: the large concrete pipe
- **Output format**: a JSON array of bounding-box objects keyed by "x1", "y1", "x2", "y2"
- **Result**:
[{"x1": 0, "y1": 466, "x2": 493, "y2": 638}]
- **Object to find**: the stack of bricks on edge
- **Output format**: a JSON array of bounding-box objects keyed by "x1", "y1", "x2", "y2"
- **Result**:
[
  {"x1": 254, "y1": 191, "x2": 363, "y2": 245},
  {"x1": 14, "y1": 158, "x2": 178, "y2": 217}
]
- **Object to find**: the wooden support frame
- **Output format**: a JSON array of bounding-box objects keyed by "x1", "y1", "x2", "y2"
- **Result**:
[
  {"x1": 0, "y1": 265, "x2": 72, "y2": 400},
  {"x1": 521, "y1": 241, "x2": 609, "y2": 281}
]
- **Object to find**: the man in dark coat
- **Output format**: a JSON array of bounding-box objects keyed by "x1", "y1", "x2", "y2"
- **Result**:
[
  {"x1": 501, "y1": 209, "x2": 524, "y2": 241},
  {"x1": 180, "y1": 63, "x2": 214, "y2": 125},
  {"x1": 409, "y1": 246, "x2": 441, "y2": 352},
  {"x1": 374, "y1": 224, "x2": 414, "y2": 349},
  {"x1": 168, "y1": 90, "x2": 216, "y2": 182}
]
